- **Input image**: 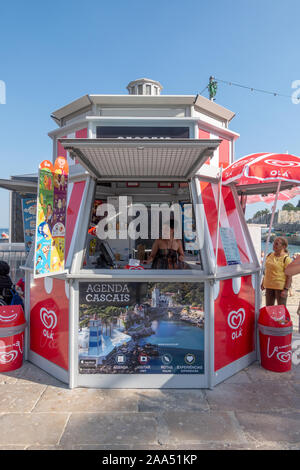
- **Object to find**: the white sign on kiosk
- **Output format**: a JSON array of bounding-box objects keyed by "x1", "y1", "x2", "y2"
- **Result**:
[{"x1": 219, "y1": 227, "x2": 241, "y2": 266}]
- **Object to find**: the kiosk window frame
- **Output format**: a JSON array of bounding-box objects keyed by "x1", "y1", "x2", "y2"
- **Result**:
[{"x1": 79, "y1": 181, "x2": 206, "y2": 277}]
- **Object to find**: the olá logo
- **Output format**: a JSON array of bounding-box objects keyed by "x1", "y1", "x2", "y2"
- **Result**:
[
  {"x1": 227, "y1": 308, "x2": 245, "y2": 340},
  {"x1": 276, "y1": 351, "x2": 292, "y2": 363},
  {"x1": 0, "y1": 350, "x2": 18, "y2": 364},
  {"x1": 267, "y1": 338, "x2": 292, "y2": 363},
  {"x1": 40, "y1": 307, "x2": 57, "y2": 341}
]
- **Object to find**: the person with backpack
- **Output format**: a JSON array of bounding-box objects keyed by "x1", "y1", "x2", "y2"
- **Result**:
[
  {"x1": 0, "y1": 261, "x2": 13, "y2": 305},
  {"x1": 261, "y1": 237, "x2": 292, "y2": 306}
]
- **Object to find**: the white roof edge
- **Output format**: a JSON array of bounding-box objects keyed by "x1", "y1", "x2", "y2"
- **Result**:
[
  {"x1": 0, "y1": 178, "x2": 37, "y2": 193},
  {"x1": 51, "y1": 95, "x2": 196, "y2": 121},
  {"x1": 194, "y1": 94, "x2": 235, "y2": 122},
  {"x1": 51, "y1": 95, "x2": 92, "y2": 122},
  {"x1": 51, "y1": 93, "x2": 235, "y2": 123}
]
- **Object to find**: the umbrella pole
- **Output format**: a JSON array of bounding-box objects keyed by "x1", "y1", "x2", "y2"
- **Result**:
[
  {"x1": 262, "y1": 180, "x2": 281, "y2": 272},
  {"x1": 214, "y1": 166, "x2": 223, "y2": 277},
  {"x1": 240, "y1": 193, "x2": 247, "y2": 214}
]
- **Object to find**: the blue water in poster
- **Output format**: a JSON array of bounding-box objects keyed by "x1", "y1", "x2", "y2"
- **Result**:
[{"x1": 138, "y1": 318, "x2": 204, "y2": 374}]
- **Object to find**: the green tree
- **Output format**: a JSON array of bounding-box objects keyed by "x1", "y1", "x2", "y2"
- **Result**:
[{"x1": 282, "y1": 203, "x2": 295, "y2": 211}]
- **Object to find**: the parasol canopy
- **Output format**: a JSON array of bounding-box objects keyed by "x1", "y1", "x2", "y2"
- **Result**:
[
  {"x1": 221, "y1": 152, "x2": 300, "y2": 271},
  {"x1": 246, "y1": 186, "x2": 300, "y2": 204},
  {"x1": 222, "y1": 153, "x2": 300, "y2": 194}
]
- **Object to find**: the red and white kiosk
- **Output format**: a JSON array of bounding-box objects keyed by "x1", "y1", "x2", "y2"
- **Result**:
[{"x1": 23, "y1": 78, "x2": 260, "y2": 388}]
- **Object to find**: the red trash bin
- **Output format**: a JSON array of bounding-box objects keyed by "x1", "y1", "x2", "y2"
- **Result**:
[
  {"x1": 0, "y1": 305, "x2": 26, "y2": 372},
  {"x1": 258, "y1": 305, "x2": 293, "y2": 372}
]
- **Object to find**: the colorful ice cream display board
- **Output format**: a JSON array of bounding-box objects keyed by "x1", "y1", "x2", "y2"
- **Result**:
[
  {"x1": 34, "y1": 157, "x2": 69, "y2": 277},
  {"x1": 78, "y1": 281, "x2": 205, "y2": 374}
]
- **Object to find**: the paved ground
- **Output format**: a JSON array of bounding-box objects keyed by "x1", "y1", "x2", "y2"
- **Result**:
[
  {"x1": 0, "y1": 287, "x2": 299, "y2": 451},
  {"x1": 0, "y1": 332, "x2": 299, "y2": 451}
]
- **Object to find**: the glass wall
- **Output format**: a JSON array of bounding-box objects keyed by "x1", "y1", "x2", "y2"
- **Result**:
[{"x1": 82, "y1": 184, "x2": 203, "y2": 272}]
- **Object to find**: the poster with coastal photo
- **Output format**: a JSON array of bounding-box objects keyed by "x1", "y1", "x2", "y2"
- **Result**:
[{"x1": 78, "y1": 281, "x2": 205, "y2": 375}]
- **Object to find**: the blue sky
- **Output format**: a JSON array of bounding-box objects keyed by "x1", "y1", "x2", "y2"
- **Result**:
[{"x1": 0, "y1": 0, "x2": 300, "y2": 227}]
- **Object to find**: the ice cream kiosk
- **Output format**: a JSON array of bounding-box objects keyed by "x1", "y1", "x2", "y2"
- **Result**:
[{"x1": 24, "y1": 78, "x2": 260, "y2": 388}]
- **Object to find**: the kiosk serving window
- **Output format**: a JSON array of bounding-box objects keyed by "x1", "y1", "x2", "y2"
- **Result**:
[{"x1": 82, "y1": 188, "x2": 203, "y2": 271}]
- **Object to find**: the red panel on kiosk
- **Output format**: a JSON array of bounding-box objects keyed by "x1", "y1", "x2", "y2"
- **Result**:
[
  {"x1": 214, "y1": 276, "x2": 255, "y2": 371},
  {"x1": 200, "y1": 181, "x2": 255, "y2": 370},
  {"x1": 57, "y1": 136, "x2": 67, "y2": 159},
  {"x1": 30, "y1": 278, "x2": 69, "y2": 370},
  {"x1": 75, "y1": 128, "x2": 87, "y2": 138},
  {"x1": 218, "y1": 137, "x2": 230, "y2": 168},
  {"x1": 222, "y1": 186, "x2": 250, "y2": 264},
  {"x1": 199, "y1": 128, "x2": 210, "y2": 165},
  {"x1": 199, "y1": 128, "x2": 210, "y2": 139},
  {"x1": 65, "y1": 180, "x2": 86, "y2": 260},
  {"x1": 200, "y1": 182, "x2": 251, "y2": 266},
  {"x1": 200, "y1": 181, "x2": 226, "y2": 266}
]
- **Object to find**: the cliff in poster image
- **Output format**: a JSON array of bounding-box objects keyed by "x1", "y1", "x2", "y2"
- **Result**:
[{"x1": 214, "y1": 275, "x2": 255, "y2": 371}]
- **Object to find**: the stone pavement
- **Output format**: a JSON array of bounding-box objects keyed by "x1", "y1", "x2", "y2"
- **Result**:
[{"x1": 0, "y1": 338, "x2": 299, "y2": 451}]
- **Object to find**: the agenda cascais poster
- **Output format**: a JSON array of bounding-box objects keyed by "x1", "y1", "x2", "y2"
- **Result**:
[{"x1": 78, "y1": 281, "x2": 205, "y2": 375}]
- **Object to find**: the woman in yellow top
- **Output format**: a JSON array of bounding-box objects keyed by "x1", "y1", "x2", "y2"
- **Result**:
[{"x1": 261, "y1": 237, "x2": 292, "y2": 306}]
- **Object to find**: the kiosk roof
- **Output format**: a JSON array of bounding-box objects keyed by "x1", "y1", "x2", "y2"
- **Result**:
[
  {"x1": 59, "y1": 138, "x2": 221, "y2": 181},
  {"x1": 0, "y1": 178, "x2": 37, "y2": 194}
]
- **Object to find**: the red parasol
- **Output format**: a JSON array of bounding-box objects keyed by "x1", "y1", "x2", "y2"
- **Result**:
[
  {"x1": 223, "y1": 153, "x2": 300, "y2": 190},
  {"x1": 221, "y1": 153, "x2": 300, "y2": 269}
]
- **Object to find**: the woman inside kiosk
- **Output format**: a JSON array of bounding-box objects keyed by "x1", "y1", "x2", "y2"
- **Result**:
[{"x1": 144, "y1": 219, "x2": 185, "y2": 269}]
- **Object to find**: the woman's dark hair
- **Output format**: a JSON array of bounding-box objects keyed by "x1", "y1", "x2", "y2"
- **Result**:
[
  {"x1": 274, "y1": 236, "x2": 289, "y2": 254},
  {"x1": 0, "y1": 261, "x2": 10, "y2": 276},
  {"x1": 160, "y1": 218, "x2": 179, "y2": 238}
]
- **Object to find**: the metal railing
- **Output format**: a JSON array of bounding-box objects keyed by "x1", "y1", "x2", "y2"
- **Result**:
[{"x1": 0, "y1": 243, "x2": 27, "y2": 284}]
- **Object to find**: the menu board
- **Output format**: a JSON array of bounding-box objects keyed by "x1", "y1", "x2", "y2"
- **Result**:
[
  {"x1": 78, "y1": 281, "x2": 205, "y2": 375},
  {"x1": 219, "y1": 227, "x2": 241, "y2": 265}
]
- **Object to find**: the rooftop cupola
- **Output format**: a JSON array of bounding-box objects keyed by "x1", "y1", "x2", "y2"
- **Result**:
[{"x1": 126, "y1": 78, "x2": 163, "y2": 96}]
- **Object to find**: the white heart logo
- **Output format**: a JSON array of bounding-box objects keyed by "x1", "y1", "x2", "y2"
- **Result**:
[
  {"x1": 40, "y1": 308, "x2": 57, "y2": 330},
  {"x1": 0, "y1": 350, "x2": 18, "y2": 364},
  {"x1": 277, "y1": 351, "x2": 292, "y2": 363},
  {"x1": 228, "y1": 308, "x2": 245, "y2": 330},
  {"x1": 265, "y1": 159, "x2": 300, "y2": 167},
  {"x1": 185, "y1": 354, "x2": 194, "y2": 363}
]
